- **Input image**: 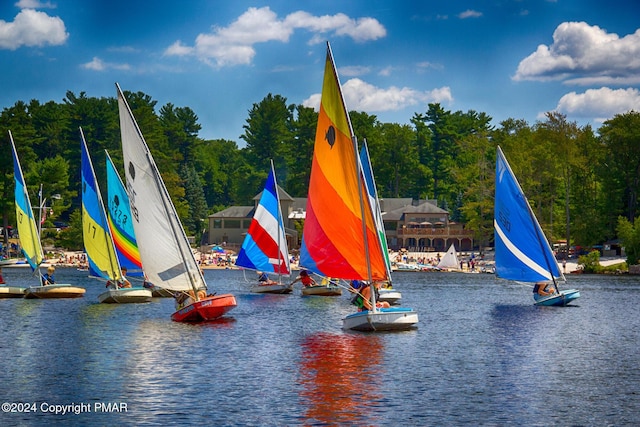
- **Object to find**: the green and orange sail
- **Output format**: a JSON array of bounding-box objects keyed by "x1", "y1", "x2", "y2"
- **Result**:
[{"x1": 299, "y1": 43, "x2": 386, "y2": 281}]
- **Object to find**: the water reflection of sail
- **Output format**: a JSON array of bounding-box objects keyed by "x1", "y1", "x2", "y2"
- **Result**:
[{"x1": 299, "y1": 332, "x2": 384, "y2": 425}]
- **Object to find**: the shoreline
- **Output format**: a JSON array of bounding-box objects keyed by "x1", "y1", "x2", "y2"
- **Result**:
[{"x1": 3, "y1": 250, "x2": 626, "y2": 275}]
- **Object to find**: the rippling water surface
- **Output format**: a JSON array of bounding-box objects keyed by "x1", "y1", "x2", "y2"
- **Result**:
[{"x1": 0, "y1": 267, "x2": 639, "y2": 426}]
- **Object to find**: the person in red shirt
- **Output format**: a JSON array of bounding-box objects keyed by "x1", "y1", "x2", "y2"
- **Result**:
[{"x1": 291, "y1": 270, "x2": 316, "y2": 287}]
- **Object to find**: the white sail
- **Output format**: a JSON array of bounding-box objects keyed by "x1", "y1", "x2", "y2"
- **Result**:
[
  {"x1": 437, "y1": 244, "x2": 460, "y2": 270},
  {"x1": 116, "y1": 83, "x2": 203, "y2": 292}
]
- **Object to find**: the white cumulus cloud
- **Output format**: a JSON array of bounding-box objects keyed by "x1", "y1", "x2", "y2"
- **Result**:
[
  {"x1": 15, "y1": 0, "x2": 56, "y2": 8},
  {"x1": 165, "y1": 6, "x2": 386, "y2": 67},
  {"x1": 458, "y1": 10, "x2": 482, "y2": 19},
  {"x1": 0, "y1": 8, "x2": 67, "y2": 50},
  {"x1": 553, "y1": 87, "x2": 640, "y2": 121},
  {"x1": 81, "y1": 56, "x2": 130, "y2": 71},
  {"x1": 513, "y1": 21, "x2": 640, "y2": 85},
  {"x1": 303, "y1": 78, "x2": 452, "y2": 113}
]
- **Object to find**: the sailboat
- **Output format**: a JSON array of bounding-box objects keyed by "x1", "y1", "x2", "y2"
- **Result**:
[
  {"x1": 10, "y1": 131, "x2": 85, "y2": 299},
  {"x1": 360, "y1": 139, "x2": 401, "y2": 305},
  {"x1": 437, "y1": 243, "x2": 460, "y2": 271},
  {"x1": 116, "y1": 83, "x2": 237, "y2": 322},
  {"x1": 300, "y1": 275, "x2": 342, "y2": 296},
  {"x1": 300, "y1": 42, "x2": 418, "y2": 331},
  {"x1": 235, "y1": 160, "x2": 293, "y2": 294},
  {"x1": 105, "y1": 151, "x2": 172, "y2": 297},
  {"x1": 494, "y1": 145, "x2": 580, "y2": 306},
  {"x1": 80, "y1": 128, "x2": 152, "y2": 304}
]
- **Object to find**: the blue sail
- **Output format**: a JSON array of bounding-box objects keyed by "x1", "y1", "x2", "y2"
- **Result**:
[
  {"x1": 80, "y1": 129, "x2": 122, "y2": 283},
  {"x1": 494, "y1": 146, "x2": 562, "y2": 282}
]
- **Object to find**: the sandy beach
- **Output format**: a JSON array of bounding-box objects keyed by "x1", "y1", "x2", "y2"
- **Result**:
[{"x1": 27, "y1": 249, "x2": 626, "y2": 274}]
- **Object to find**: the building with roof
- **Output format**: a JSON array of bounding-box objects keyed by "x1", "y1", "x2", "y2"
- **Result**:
[
  {"x1": 206, "y1": 186, "x2": 302, "y2": 254},
  {"x1": 207, "y1": 196, "x2": 474, "y2": 253}
]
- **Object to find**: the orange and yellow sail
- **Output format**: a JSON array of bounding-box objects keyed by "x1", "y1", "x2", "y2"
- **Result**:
[{"x1": 299, "y1": 43, "x2": 386, "y2": 281}]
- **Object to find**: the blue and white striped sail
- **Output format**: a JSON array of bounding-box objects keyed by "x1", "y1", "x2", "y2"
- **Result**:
[
  {"x1": 10, "y1": 131, "x2": 43, "y2": 271},
  {"x1": 80, "y1": 128, "x2": 122, "y2": 283},
  {"x1": 494, "y1": 146, "x2": 563, "y2": 283}
]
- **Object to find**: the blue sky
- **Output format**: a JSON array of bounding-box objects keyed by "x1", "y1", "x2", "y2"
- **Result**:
[{"x1": 1, "y1": 0, "x2": 639, "y2": 144}]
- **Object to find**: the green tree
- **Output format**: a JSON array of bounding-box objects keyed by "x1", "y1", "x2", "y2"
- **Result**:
[
  {"x1": 455, "y1": 131, "x2": 493, "y2": 251},
  {"x1": 599, "y1": 111, "x2": 640, "y2": 224},
  {"x1": 376, "y1": 122, "x2": 425, "y2": 198},
  {"x1": 284, "y1": 105, "x2": 316, "y2": 196},
  {"x1": 241, "y1": 94, "x2": 294, "y2": 173},
  {"x1": 56, "y1": 209, "x2": 83, "y2": 251},
  {"x1": 180, "y1": 163, "x2": 208, "y2": 240},
  {"x1": 617, "y1": 216, "x2": 640, "y2": 265},
  {"x1": 160, "y1": 103, "x2": 202, "y2": 164}
]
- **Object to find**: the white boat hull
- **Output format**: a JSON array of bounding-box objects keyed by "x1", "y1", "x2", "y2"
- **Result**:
[
  {"x1": 377, "y1": 288, "x2": 402, "y2": 305},
  {"x1": 98, "y1": 287, "x2": 152, "y2": 303},
  {"x1": 250, "y1": 283, "x2": 293, "y2": 294},
  {"x1": 343, "y1": 307, "x2": 418, "y2": 331},
  {"x1": 0, "y1": 285, "x2": 26, "y2": 298},
  {"x1": 301, "y1": 285, "x2": 341, "y2": 296},
  {"x1": 24, "y1": 284, "x2": 86, "y2": 299}
]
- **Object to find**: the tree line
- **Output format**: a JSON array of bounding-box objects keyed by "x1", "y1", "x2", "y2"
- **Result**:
[{"x1": 1, "y1": 90, "x2": 640, "y2": 263}]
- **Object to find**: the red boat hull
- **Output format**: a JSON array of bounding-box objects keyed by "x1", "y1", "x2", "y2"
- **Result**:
[{"x1": 171, "y1": 293, "x2": 237, "y2": 323}]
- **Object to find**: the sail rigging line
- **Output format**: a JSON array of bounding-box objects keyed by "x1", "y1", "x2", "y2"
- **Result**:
[
  {"x1": 361, "y1": 138, "x2": 393, "y2": 285},
  {"x1": 116, "y1": 83, "x2": 205, "y2": 299},
  {"x1": 326, "y1": 41, "x2": 377, "y2": 312},
  {"x1": 272, "y1": 159, "x2": 286, "y2": 285}
]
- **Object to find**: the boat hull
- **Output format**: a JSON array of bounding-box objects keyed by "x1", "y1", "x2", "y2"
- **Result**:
[
  {"x1": 24, "y1": 284, "x2": 86, "y2": 299},
  {"x1": 534, "y1": 289, "x2": 581, "y2": 306},
  {"x1": 0, "y1": 286, "x2": 26, "y2": 298},
  {"x1": 150, "y1": 286, "x2": 174, "y2": 298},
  {"x1": 98, "y1": 287, "x2": 152, "y2": 304},
  {"x1": 377, "y1": 289, "x2": 402, "y2": 305},
  {"x1": 250, "y1": 283, "x2": 293, "y2": 294},
  {"x1": 343, "y1": 307, "x2": 419, "y2": 331},
  {"x1": 171, "y1": 293, "x2": 237, "y2": 322},
  {"x1": 301, "y1": 285, "x2": 341, "y2": 296}
]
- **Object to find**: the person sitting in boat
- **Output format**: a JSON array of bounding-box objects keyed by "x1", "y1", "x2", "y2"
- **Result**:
[
  {"x1": 175, "y1": 288, "x2": 208, "y2": 310},
  {"x1": 118, "y1": 267, "x2": 132, "y2": 288},
  {"x1": 291, "y1": 270, "x2": 316, "y2": 287},
  {"x1": 142, "y1": 274, "x2": 153, "y2": 289},
  {"x1": 351, "y1": 282, "x2": 391, "y2": 312},
  {"x1": 42, "y1": 266, "x2": 56, "y2": 286},
  {"x1": 257, "y1": 271, "x2": 275, "y2": 285},
  {"x1": 533, "y1": 281, "x2": 556, "y2": 300}
]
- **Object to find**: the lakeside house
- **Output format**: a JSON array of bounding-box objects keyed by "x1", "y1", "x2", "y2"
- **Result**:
[{"x1": 206, "y1": 192, "x2": 474, "y2": 254}]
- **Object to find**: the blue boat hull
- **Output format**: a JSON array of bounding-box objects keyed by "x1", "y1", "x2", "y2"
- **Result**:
[{"x1": 534, "y1": 289, "x2": 580, "y2": 306}]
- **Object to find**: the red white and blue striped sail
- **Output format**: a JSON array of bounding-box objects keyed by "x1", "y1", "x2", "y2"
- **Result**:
[
  {"x1": 235, "y1": 161, "x2": 290, "y2": 276},
  {"x1": 494, "y1": 146, "x2": 564, "y2": 283}
]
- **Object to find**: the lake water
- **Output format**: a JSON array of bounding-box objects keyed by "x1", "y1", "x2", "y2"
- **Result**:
[{"x1": 0, "y1": 267, "x2": 638, "y2": 426}]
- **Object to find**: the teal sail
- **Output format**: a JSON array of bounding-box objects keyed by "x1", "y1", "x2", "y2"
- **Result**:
[{"x1": 105, "y1": 152, "x2": 144, "y2": 277}]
